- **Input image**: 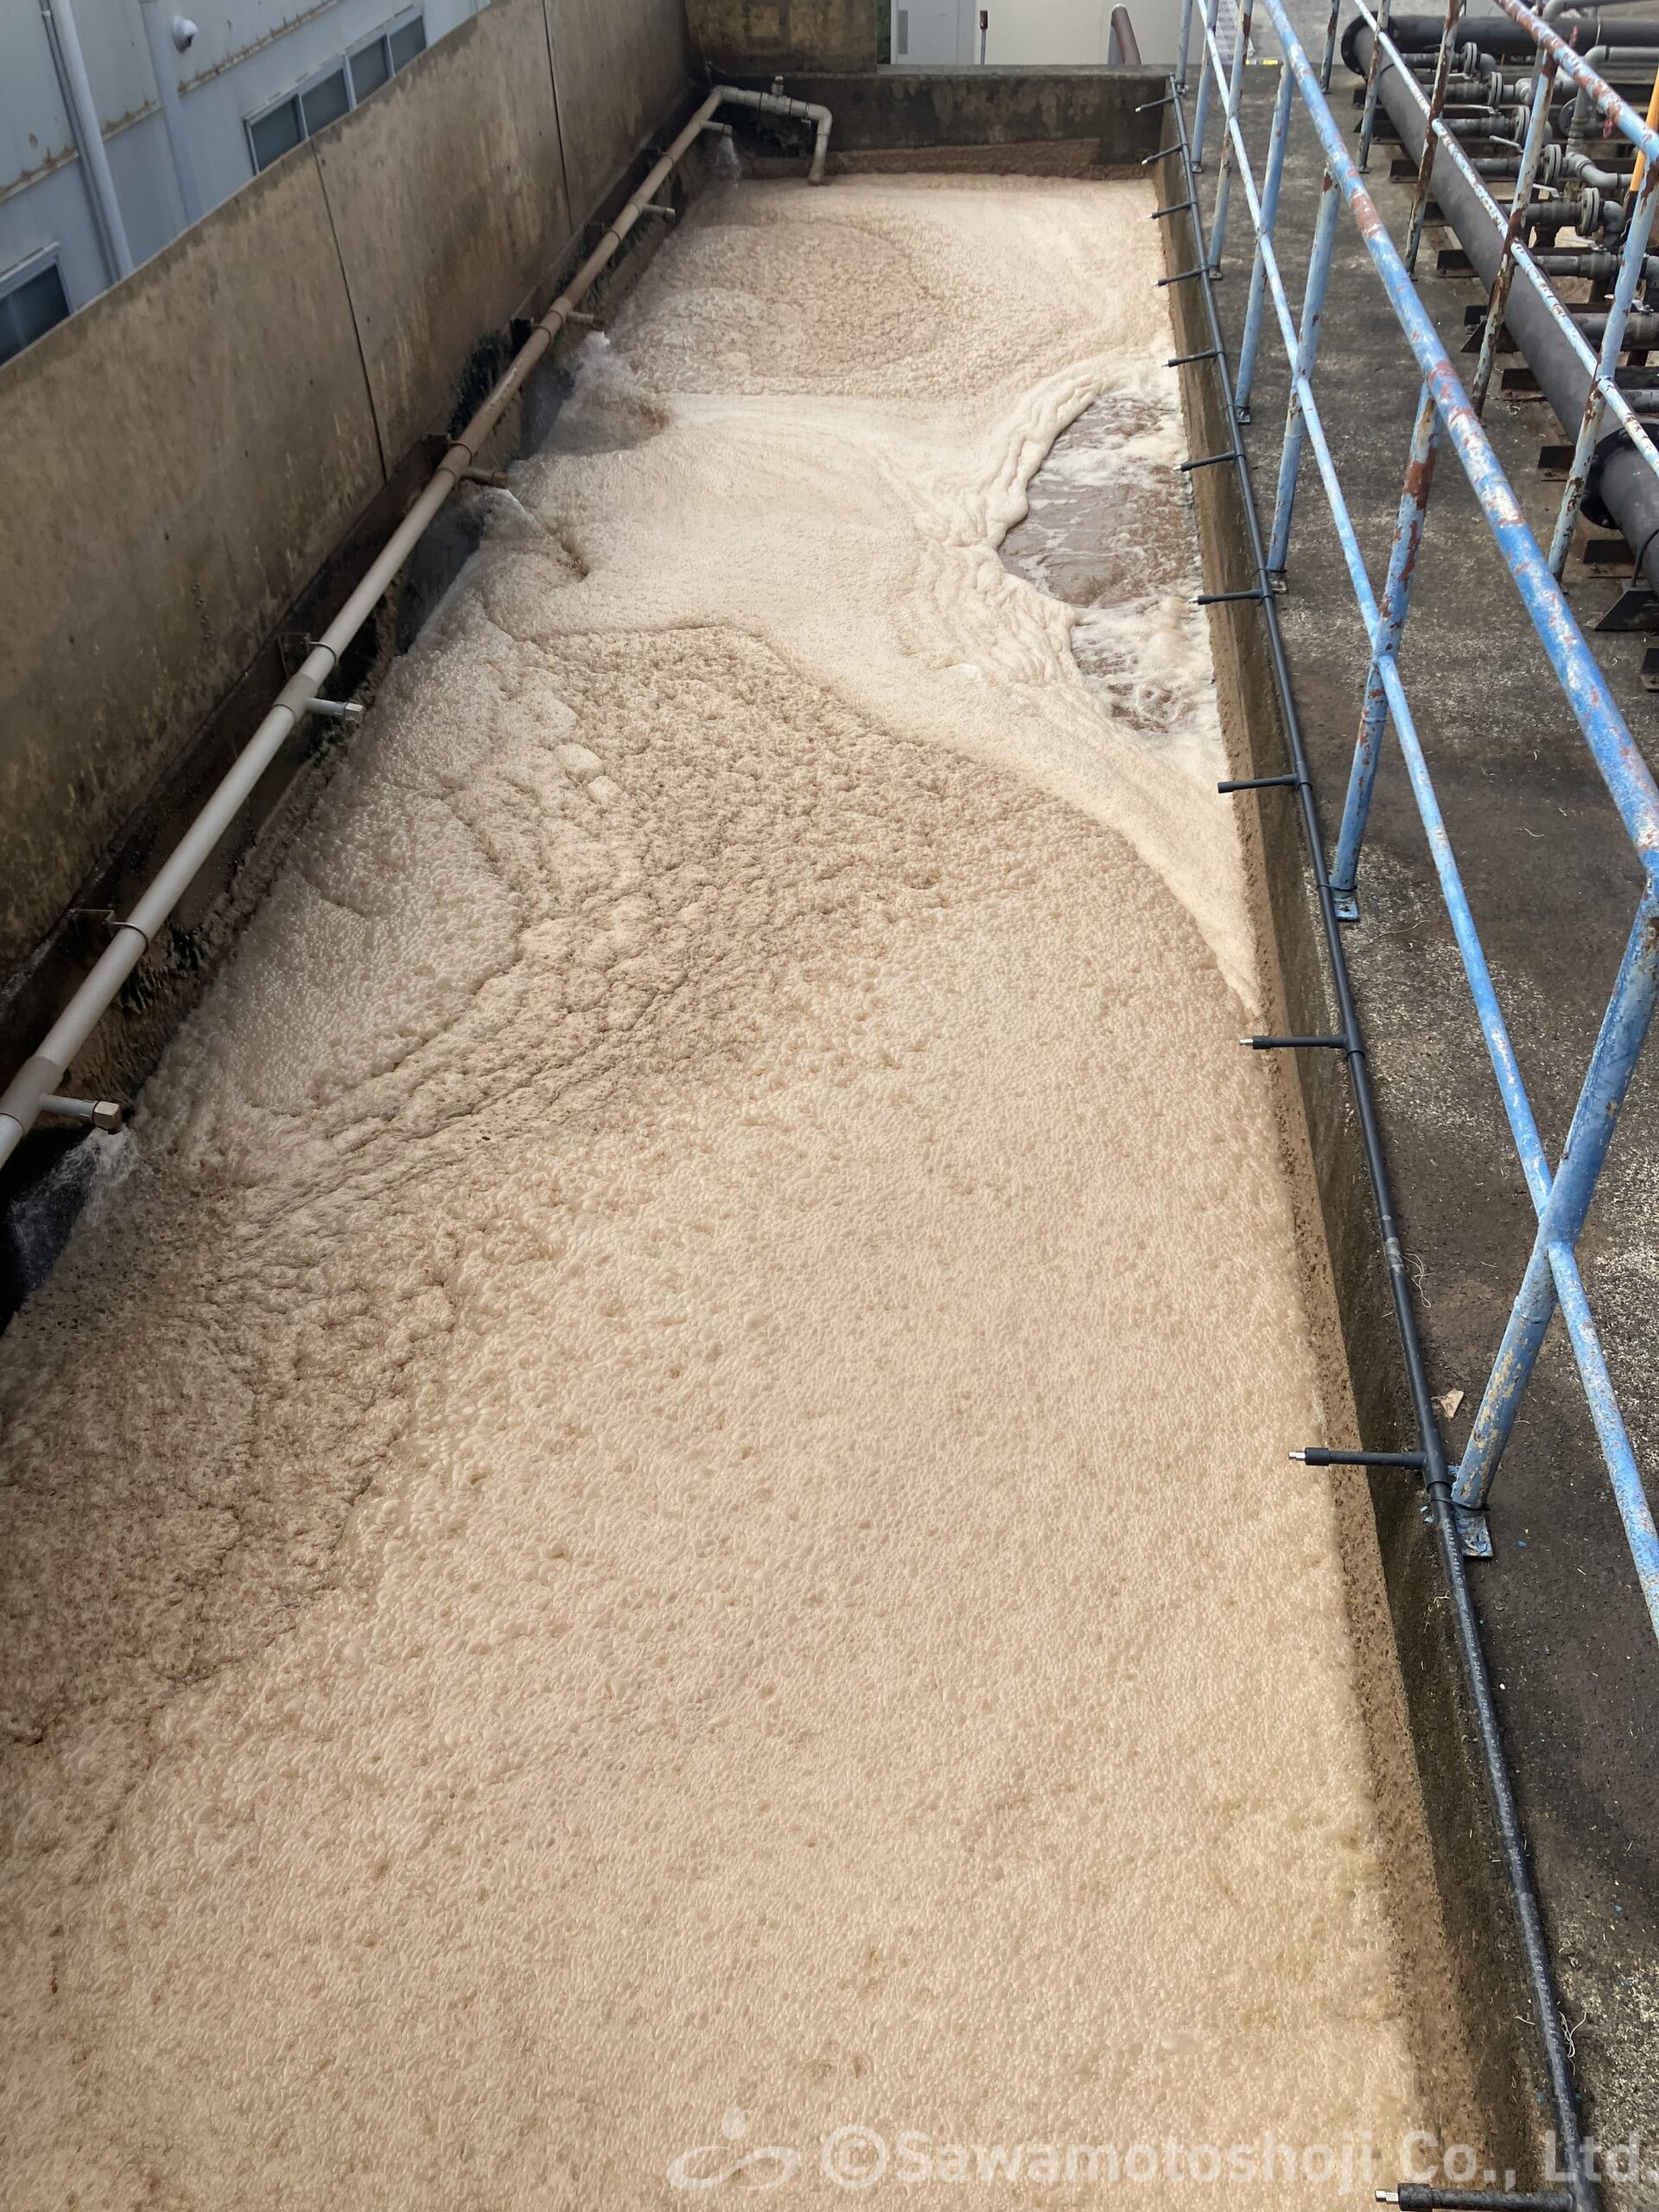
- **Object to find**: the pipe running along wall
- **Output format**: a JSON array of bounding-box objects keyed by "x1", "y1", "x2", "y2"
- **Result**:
[
  {"x1": 1348, "y1": 22, "x2": 1659, "y2": 595},
  {"x1": 0, "y1": 82, "x2": 833, "y2": 1173}
]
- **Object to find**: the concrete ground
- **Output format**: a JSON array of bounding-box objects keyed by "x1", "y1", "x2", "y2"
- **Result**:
[{"x1": 1186, "y1": 58, "x2": 1659, "y2": 2195}]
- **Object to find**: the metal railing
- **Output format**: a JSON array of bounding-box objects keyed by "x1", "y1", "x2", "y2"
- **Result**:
[
  {"x1": 1146, "y1": 10, "x2": 1659, "y2": 2202},
  {"x1": 1167, "y1": 0, "x2": 1659, "y2": 1649}
]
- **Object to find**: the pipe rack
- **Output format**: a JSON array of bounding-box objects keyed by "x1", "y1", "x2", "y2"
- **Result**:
[
  {"x1": 1345, "y1": 6, "x2": 1659, "y2": 594},
  {"x1": 0, "y1": 81, "x2": 832, "y2": 1173}
]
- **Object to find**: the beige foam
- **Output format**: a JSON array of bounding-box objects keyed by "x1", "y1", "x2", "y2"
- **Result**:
[{"x1": 0, "y1": 176, "x2": 1462, "y2": 2209}]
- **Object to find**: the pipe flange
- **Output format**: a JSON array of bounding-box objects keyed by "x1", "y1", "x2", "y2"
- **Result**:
[
  {"x1": 1581, "y1": 424, "x2": 1647, "y2": 531},
  {"x1": 1630, "y1": 520, "x2": 1659, "y2": 584}
]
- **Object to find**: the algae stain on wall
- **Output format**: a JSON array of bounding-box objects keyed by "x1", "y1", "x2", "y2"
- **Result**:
[{"x1": 688, "y1": 0, "x2": 878, "y2": 72}]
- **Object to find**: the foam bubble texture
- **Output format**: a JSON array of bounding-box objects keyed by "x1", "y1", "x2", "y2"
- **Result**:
[{"x1": 0, "y1": 177, "x2": 1458, "y2": 2207}]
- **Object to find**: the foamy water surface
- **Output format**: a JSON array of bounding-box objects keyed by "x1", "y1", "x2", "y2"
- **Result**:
[{"x1": 0, "y1": 175, "x2": 1469, "y2": 2209}]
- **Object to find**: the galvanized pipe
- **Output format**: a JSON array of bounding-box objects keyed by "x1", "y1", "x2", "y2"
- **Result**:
[
  {"x1": 1266, "y1": 171, "x2": 1344, "y2": 569},
  {"x1": 1357, "y1": 0, "x2": 1398, "y2": 167},
  {"x1": 0, "y1": 82, "x2": 835, "y2": 1169},
  {"x1": 1454, "y1": 886, "x2": 1659, "y2": 1516},
  {"x1": 1319, "y1": 0, "x2": 1342, "y2": 86},
  {"x1": 1205, "y1": 0, "x2": 1255, "y2": 268},
  {"x1": 1192, "y1": 0, "x2": 1225, "y2": 165},
  {"x1": 1334, "y1": 1, "x2": 1659, "y2": 1617}
]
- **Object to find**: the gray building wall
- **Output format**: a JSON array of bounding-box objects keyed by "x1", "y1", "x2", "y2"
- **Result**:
[{"x1": 0, "y1": 0, "x2": 486, "y2": 323}]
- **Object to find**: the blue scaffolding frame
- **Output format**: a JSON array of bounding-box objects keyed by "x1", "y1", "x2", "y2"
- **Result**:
[
  {"x1": 1173, "y1": 0, "x2": 1659, "y2": 1648},
  {"x1": 1146, "y1": 16, "x2": 1659, "y2": 2194}
]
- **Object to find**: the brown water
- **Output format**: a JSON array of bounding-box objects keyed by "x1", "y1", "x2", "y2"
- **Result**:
[{"x1": 0, "y1": 176, "x2": 1467, "y2": 2208}]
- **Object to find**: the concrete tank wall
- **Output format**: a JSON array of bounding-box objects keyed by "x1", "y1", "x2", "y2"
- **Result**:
[
  {"x1": 314, "y1": 0, "x2": 572, "y2": 462},
  {"x1": 0, "y1": 0, "x2": 690, "y2": 982},
  {"x1": 688, "y1": 0, "x2": 877, "y2": 73},
  {"x1": 548, "y1": 0, "x2": 700, "y2": 214}
]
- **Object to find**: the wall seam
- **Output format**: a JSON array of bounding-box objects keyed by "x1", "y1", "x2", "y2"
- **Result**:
[
  {"x1": 540, "y1": 0, "x2": 575, "y2": 238},
  {"x1": 312, "y1": 138, "x2": 390, "y2": 486}
]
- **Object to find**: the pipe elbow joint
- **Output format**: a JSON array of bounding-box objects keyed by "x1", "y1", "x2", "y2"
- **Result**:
[{"x1": 713, "y1": 84, "x2": 833, "y2": 184}]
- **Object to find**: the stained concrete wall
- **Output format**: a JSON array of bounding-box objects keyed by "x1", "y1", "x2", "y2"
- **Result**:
[
  {"x1": 0, "y1": 148, "x2": 385, "y2": 979},
  {"x1": 315, "y1": 0, "x2": 572, "y2": 463},
  {"x1": 721, "y1": 64, "x2": 1165, "y2": 162},
  {"x1": 548, "y1": 0, "x2": 700, "y2": 217},
  {"x1": 0, "y1": 0, "x2": 690, "y2": 983},
  {"x1": 688, "y1": 0, "x2": 876, "y2": 73}
]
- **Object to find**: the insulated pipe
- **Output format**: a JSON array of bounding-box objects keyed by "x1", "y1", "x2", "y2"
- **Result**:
[
  {"x1": 138, "y1": 0, "x2": 203, "y2": 226},
  {"x1": 41, "y1": 0, "x2": 133, "y2": 282},
  {"x1": 0, "y1": 82, "x2": 834, "y2": 1169},
  {"x1": 1351, "y1": 24, "x2": 1659, "y2": 594}
]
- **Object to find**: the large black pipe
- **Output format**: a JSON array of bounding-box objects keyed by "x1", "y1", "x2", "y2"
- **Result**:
[
  {"x1": 1361, "y1": 10, "x2": 1659, "y2": 55},
  {"x1": 1350, "y1": 22, "x2": 1659, "y2": 591}
]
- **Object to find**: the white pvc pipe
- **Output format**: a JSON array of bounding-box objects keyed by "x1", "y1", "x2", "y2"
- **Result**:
[
  {"x1": 138, "y1": 0, "x2": 204, "y2": 226},
  {"x1": 0, "y1": 85, "x2": 833, "y2": 1168},
  {"x1": 715, "y1": 86, "x2": 834, "y2": 182},
  {"x1": 41, "y1": 0, "x2": 134, "y2": 280}
]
